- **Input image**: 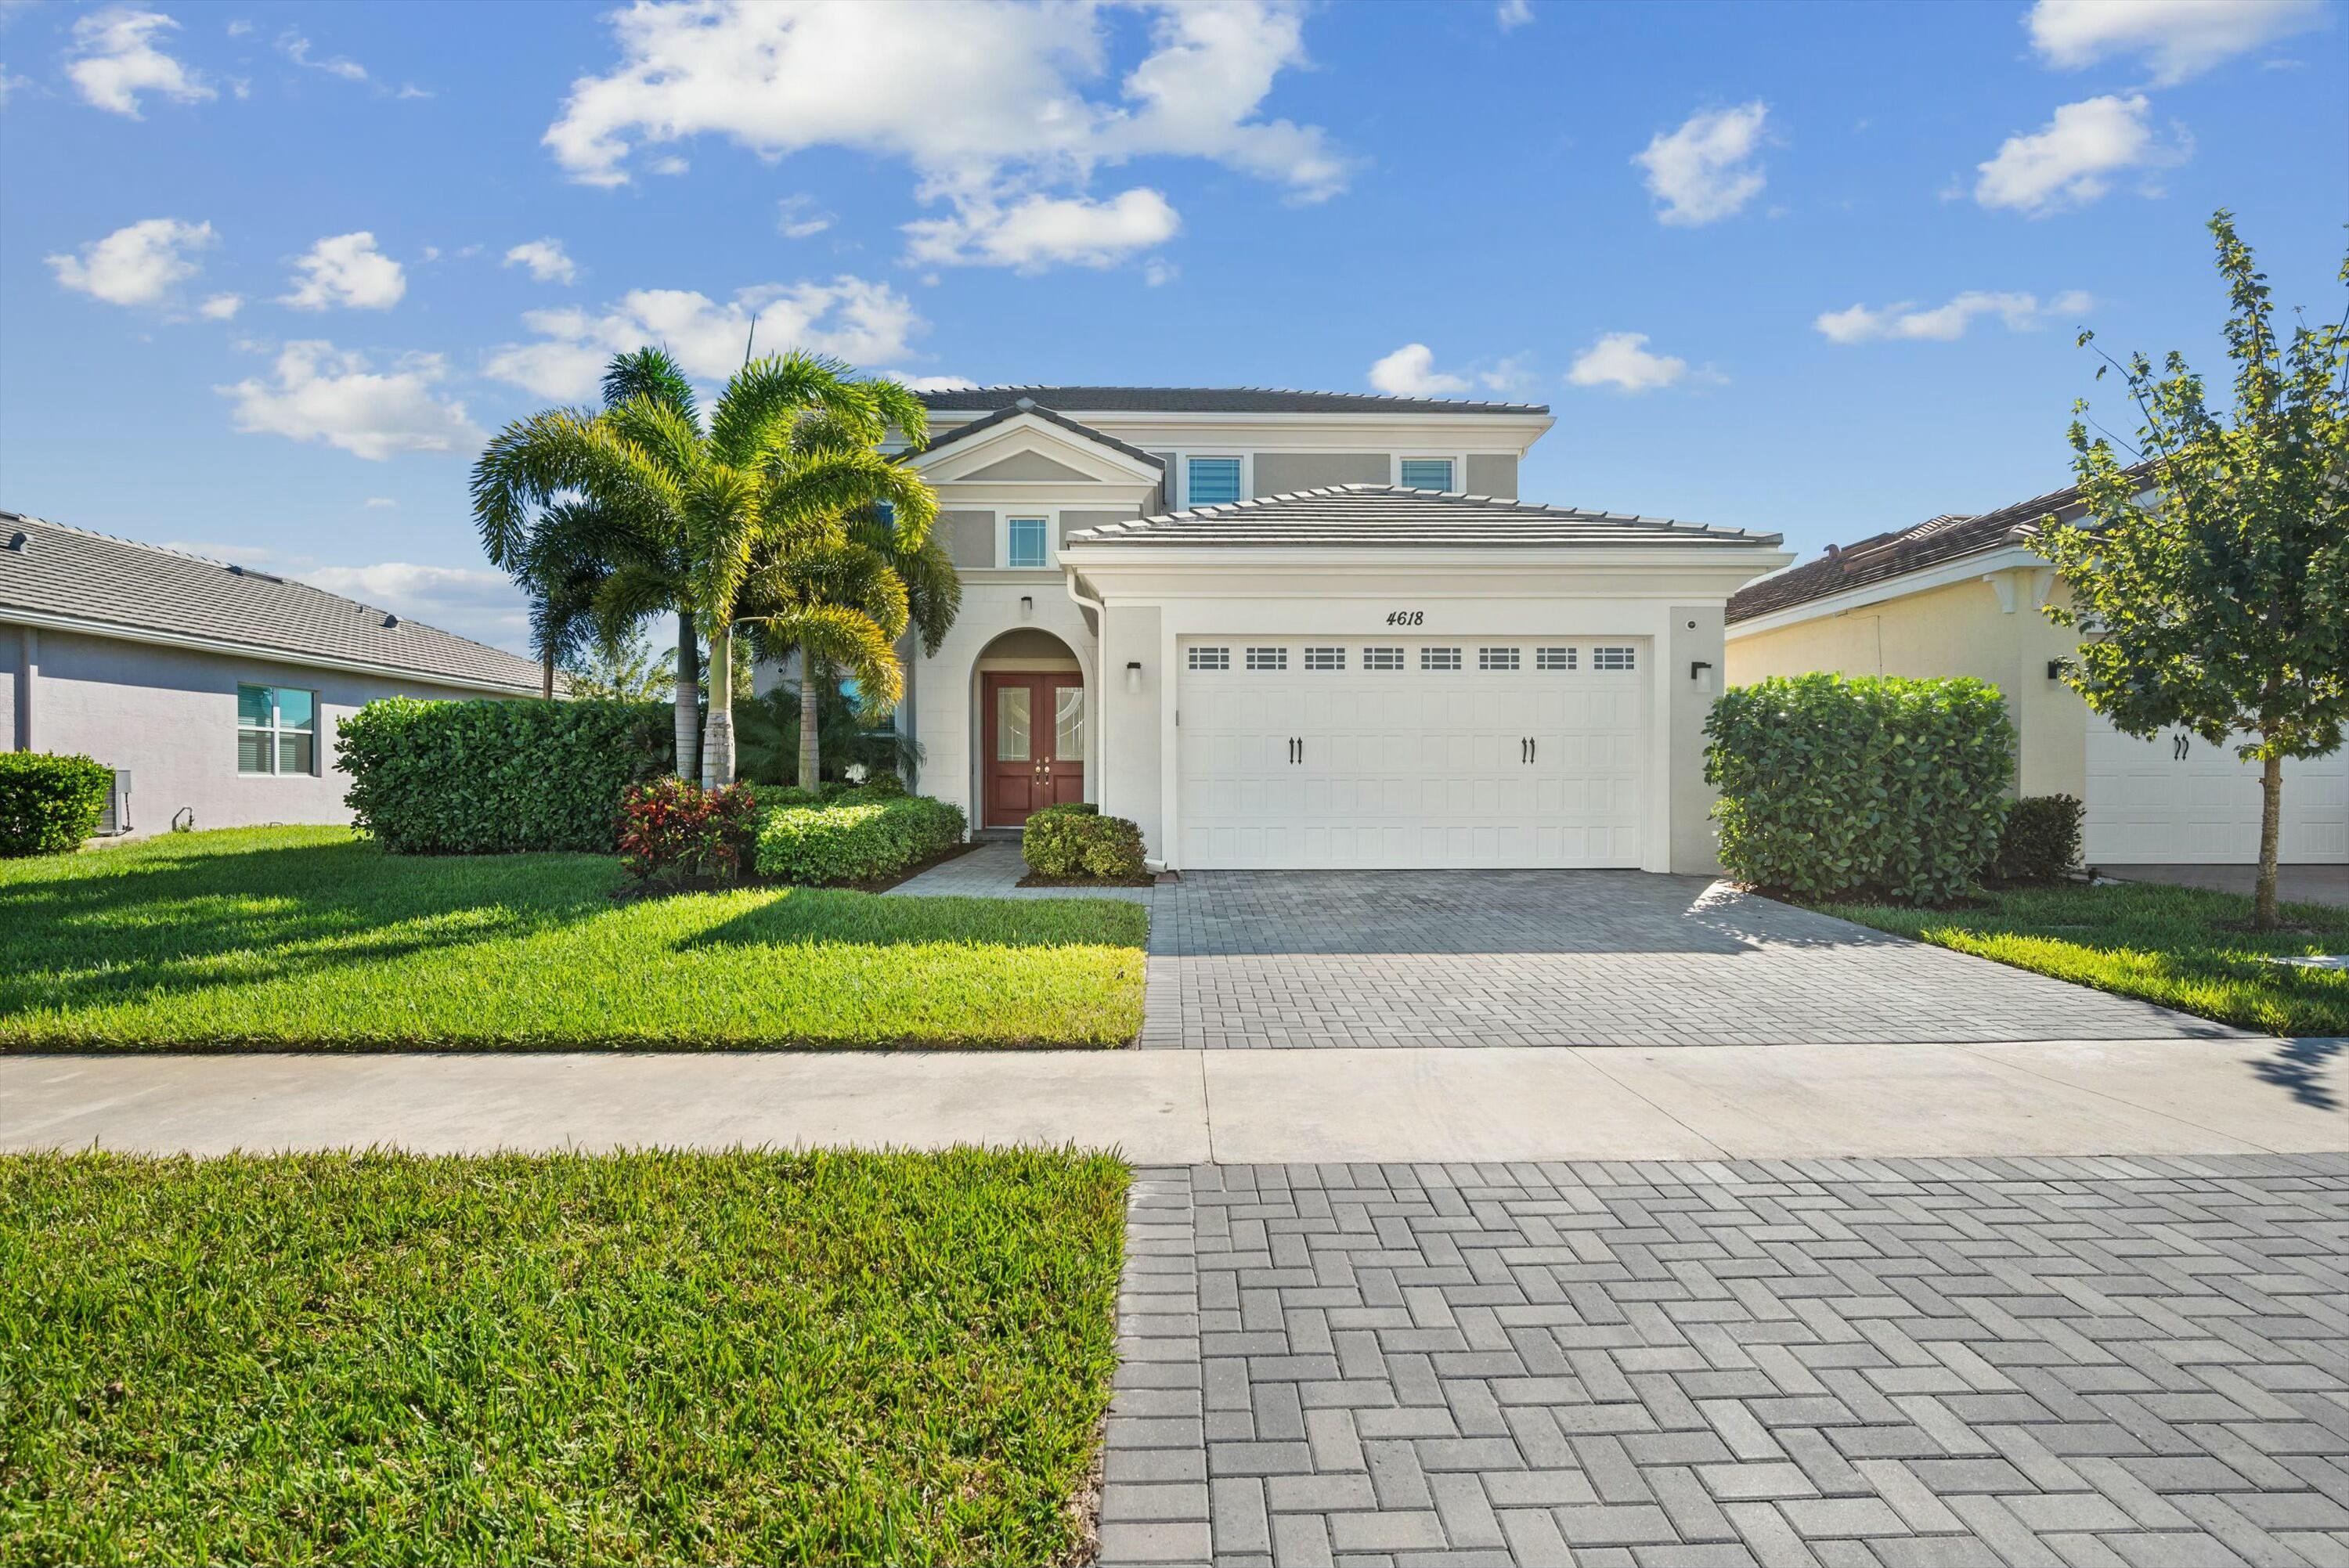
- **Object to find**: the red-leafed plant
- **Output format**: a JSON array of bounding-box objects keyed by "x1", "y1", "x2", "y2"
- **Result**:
[{"x1": 618, "y1": 778, "x2": 761, "y2": 886}]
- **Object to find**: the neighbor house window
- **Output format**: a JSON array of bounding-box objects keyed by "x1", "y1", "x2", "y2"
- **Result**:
[
  {"x1": 1188, "y1": 647, "x2": 1230, "y2": 671},
  {"x1": 1363, "y1": 646, "x2": 1405, "y2": 671},
  {"x1": 1185, "y1": 456, "x2": 1243, "y2": 507},
  {"x1": 1478, "y1": 647, "x2": 1521, "y2": 671},
  {"x1": 237, "y1": 683, "x2": 316, "y2": 776},
  {"x1": 1536, "y1": 647, "x2": 1576, "y2": 671},
  {"x1": 1006, "y1": 516, "x2": 1049, "y2": 568},
  {"x1": 1246, "y1": 646, "x2": 1287, "y2": 671},
  {"x1": 1421, "y1": 647, "x2": 1462, "y2": 671},
  {"x1": 1398, "y1": 457, "x2": 1455, "y2": 492},
  {"x1": 1593, "y1": 646, "x2": 1637, "y2": 671},
  {"x1": 1304, "y1": 647, "x2": 1344, "y2": 670}
]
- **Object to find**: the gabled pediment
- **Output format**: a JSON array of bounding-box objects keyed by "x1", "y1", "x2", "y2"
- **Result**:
[{"x1": 909, "y1": 405, "x2": 1164, "y2": 488}]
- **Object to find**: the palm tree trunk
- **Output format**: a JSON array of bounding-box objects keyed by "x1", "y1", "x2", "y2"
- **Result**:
[
  {"x1": 2256, "y1": 751, "x2": 2282, "y2": 930},
  {"x1": 540, "y1": 644, "x2": 555, "y2": 701},
  {"x1": 673, "y1": 611, "x2": 700, "y2": 784},
  {"x1": 703, "y1": 622, "x2": 735, "y2": 790},
  {"x1": 797, "y1": 640, "x2": 822, "y2": 791}
]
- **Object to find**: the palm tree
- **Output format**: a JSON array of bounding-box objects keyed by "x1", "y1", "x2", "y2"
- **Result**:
[{"x1": 474, "y1": 349, "x2": 941, "y2": 791}]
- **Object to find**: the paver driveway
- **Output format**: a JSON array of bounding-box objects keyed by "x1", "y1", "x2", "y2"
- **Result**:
[
  {"x1": 1102, "y1": 1155, "x2": 2349, "y2": 1568},
  {"x1": 1139, "y1": 871, "x2": 2234, "y2": 1049}
]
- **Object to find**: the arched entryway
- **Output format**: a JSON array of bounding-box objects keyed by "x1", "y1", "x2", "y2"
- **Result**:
[{"x1": 969, "y1": 627, "x2": 1089, "y2": 830}]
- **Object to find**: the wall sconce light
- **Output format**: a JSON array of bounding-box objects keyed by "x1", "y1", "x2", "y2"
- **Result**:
[
  {"x1": 1689, "y1": 659, "x2": 1715, "y2": 696},
  {"x1": 2046, "y1": 658, "x2": 2068, "y2": 681},
  {"x1": 1124, "y1": 661, "x2": 1143, "y2": 695},
  {"x1": 1019, "y1": 595, "x2": 1034, "y2": 622}
]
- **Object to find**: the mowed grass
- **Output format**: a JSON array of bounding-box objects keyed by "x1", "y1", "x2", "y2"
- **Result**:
[
  {"x1": 0, "y1": 827, "x2": 1147, "y2": 1050},
  {"x1": 1818, "y1": 880, "x2": 2349, "y2": 1037},
  {"x1": 0, "y1": 1148, "x2": 1128, "y2": 1566}
]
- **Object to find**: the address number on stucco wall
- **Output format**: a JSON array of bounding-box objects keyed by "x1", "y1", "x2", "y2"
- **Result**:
[{"x1": 1384, "y1": 610, "x2": 1426, "y2": 626}]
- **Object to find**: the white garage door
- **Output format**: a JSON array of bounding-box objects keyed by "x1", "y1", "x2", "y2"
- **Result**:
[
  {"x1": 1175, "y1": 637, "x2": 1648, "y2": 869},
  {"x1": 2085, "y1": 708, "x2": 2348, "y2": 864}
]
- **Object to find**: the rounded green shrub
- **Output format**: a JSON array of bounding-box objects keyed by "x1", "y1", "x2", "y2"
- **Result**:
[
  {"x1": 754, "y1": 795, "x2": 967, "y2": 885},
  {"x1": 1704, "y1": 673, "x2": 2015, "y2": 903},
  {"x1": 1023, "y1": 806, "x2": 1146, "y2": 881},
  {"x1": 0, "y1": 752, "x2": 114, "y2": 857},
  {"x1": 337, "y1": 697, "x2": 673, "y2": 854},
  {"x1": 1992, "y1": 794, "x2": 2084, "y2": 882}
]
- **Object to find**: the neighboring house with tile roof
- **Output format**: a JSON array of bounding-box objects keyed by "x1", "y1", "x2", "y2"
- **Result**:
[
  {"x1": 2, "y1": 512, "x2": 543, "y2": 839},
  {"x1": 1724, "y1": 470, "x2": 2345, "y2": 868},
  {"x1": 758, "y1": 387, "x2": 1790, "y2": 874}
]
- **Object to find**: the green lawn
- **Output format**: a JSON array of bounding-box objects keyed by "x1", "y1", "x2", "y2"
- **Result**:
[
  {"x1": 0, "y1": 1148, "x2": 1128, "y2": 1566},
  {"x1": 0, "y1": 827, "x2": 1147, "y2": 1050},
  {"x1": 1817, "y1": 881, "x2": 2349, "y2": 1037}
]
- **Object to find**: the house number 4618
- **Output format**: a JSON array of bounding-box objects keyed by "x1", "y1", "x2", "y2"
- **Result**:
[{"x1": 1384, "y1": 610, "x2": 1425, "y2": 626}]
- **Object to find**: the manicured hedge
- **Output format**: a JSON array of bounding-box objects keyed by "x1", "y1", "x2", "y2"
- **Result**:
[
  {"x1": 1704, "y1": 673, "x2": 2015, "y2": 903},
  {"x1": 1993, "y1": 794, "x2": 2084, "y2": 883},
  {"x1": 754, "y1": 795, "x2": 967, "y2": 885},
  {"x1": 1024, "y1": 804, "x2": 1147, "y2": 881},
  {"x1": 338, "y1": 698, "x2": 674, "y2": 855},
  {"x1": 0, "y1": 752, "x2": 113, "y2": 858}
]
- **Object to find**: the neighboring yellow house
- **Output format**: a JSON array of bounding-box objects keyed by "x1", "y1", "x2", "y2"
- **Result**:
[{"x1": 1724, "y1": 474, "x2": 2347, "y2": 870}]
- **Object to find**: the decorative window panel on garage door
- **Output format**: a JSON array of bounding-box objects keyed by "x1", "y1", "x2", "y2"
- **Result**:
[{"x1": 1175, "y1": 639, "x2": 1649, "y2": 869}]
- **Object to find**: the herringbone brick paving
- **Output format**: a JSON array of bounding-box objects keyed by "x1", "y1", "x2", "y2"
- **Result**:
[
  {"x1": 1099, "y1": 1155, "x2": 2349, "y2": 1567},
  {"x1": 1138, "y1": 872, "x2": 2235, "y2": 1048}
]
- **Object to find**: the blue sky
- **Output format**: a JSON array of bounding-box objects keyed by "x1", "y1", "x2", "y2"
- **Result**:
[{"x1": 2, "y1": 0, "x2": 2342, "y2": 654}]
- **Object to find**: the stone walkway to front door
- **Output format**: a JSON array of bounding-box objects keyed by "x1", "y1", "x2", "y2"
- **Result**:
[{"x1": 1102, "y1": 1155, "x2": 2349, "y2": 1568}]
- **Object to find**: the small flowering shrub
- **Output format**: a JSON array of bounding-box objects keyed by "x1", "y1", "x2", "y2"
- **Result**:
[{"x1": 619, "y1": 778, "x2": 761, "y2": 885}]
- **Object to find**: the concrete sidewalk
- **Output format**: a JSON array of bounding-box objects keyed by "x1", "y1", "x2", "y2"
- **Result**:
[{"x1": 2, "y1": 1037, "x2": 2340, "y2": 1162}]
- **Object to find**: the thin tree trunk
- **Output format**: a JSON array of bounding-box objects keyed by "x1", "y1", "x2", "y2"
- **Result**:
[
  {"x1": 2256, "y1": 750, "x2": 2282, "y2": 930},
  {"x1": 673, "y1": 611, "x2": 700, "y2": 784},
  {"x1": 540, "y1": 645, "x2": 555, "y2": 701},
  {"x1": 703, "y1": 622, "x2": 735, "y2": 790},
  {"x1": 797, "y1": 640, "x2": 822, "y2": 791}
]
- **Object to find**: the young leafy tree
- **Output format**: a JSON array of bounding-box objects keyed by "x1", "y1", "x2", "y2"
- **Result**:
[{"x1": 2037, "y1": 211, "x2": 2347, "y2": 928}]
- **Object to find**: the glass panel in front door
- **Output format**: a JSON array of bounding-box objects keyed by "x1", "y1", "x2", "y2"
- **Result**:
[
  {"x1": 996, "y1": 686, "x2": 1030, "y2": 760},
  {"x1": 1054, "y1": 685, "x2": 1085, "y2": 762}
]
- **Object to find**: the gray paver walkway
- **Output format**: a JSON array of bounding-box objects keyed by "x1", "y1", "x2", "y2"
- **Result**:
[
  {"x1": 1101, "y1": 1155, "x2": 2349, "y2": 1568},
  {"x1": 1142, "y1": 871, "x2": 2235, "y2": 1049},
  {"x1": 888, "y1": 839, "x2": 1155, "y2": 901}
]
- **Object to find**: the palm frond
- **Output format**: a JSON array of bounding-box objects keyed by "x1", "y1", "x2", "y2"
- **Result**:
[
  {"x1": 601, "y1": 347, "x2": 699, "y2": 425},
  {"x1": 710, "y1": 351, "x2": 864, "y2": 470}
]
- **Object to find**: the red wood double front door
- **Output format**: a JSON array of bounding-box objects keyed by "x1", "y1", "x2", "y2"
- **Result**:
[{"x1": 983, "y1": 672, "x2": 1086, "y2": 827}]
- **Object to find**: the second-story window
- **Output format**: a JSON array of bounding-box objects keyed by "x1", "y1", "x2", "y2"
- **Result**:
[
  {"x1": 1006, "y1": 516, "x2": 1049, "y2": 568},
  {"x1": 1185, "y1": 456, "x2": 1243, "y2": 507},
  {"x1": 1398, "y1": 457, "x2": 1455, "y2": 492}
]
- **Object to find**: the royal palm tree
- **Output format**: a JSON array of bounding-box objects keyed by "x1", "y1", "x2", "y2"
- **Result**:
[{"x1": 474, "y1": 348, "x2": 940, "y2": 789}]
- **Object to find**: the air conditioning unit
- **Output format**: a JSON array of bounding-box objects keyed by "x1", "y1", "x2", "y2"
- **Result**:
[{"x1": 96, "y1": 769, "x2": 132, "y2": 836}]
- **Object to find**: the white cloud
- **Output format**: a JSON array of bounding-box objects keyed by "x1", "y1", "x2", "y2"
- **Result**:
[
  {"x1": 363, "y1": 496, "x2": 397, "y2": 508},
  {"x1": 542, "y1": 0, "x2": 1345, "y2": 270},
  {"x1": 68, "y1": 7, "x2": 213, "y2": 117},
  {"x1": 1367, "y1": 343, "x2": 1470, "y2": 398},
  {"x1": 1142, "y1": 258, "x2": 1178, "y2": 287},
  {"x1": 1973, "y1": 93, "x2": 2188, "y2": 215},
  {"x1": 277, "y1": 28, "x2": 366, "y2": 81},
  {"x1": 1814, "y1": 289, "x2": 2093, "y2": 344},
  {"x1": 904, "y1": 188, "x2": 1179, "y2": 270},
  {"x1": 2026, "y1": 0, "x2": 2322, "y2": 85},
  {"x1": 1480, "y1": 353, "x2": 1538, "y2": 395},
  {"x1": 47, "y1": 217, "x2": 215, "y2": 307},
  {"x1": 218, "y1": 341, "x2": 483, "y2": 460},
  {"x1": 305, "y1": 562, "x2": 532, "y2": 652},
  {"x1": 0, "y1": 65, "x2": 31, "y2": 106},
  {"x1": 1566, "y1": 332, "x2": 1690, "y2": 393},
  {"x1": 483, "y1": 276, "x2": 926, "y2": 401},
  {"x1": 1496, "y1": 0, "x2": 1534, "y2": 31},
  {"x1": 777, "y1": 194, "x2": 834, "y2": 239},
  {"x1": 281, "y1": 231, "x2": 407, "y2": 310},
  {"x1": 503, "y1": 237, "x2": 579, "y2": 285},
  {"x1": 889, "y1": 374, "x2": 978, "y2": 393},
  {"x1": 1633, "y1": 101, "x2": 1769, "y2": 226},
  {"x1": 199, "y1": 291, "x2": 242, "y2": 319}
]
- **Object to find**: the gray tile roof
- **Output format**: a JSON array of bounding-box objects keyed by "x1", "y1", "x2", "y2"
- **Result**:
[
  {"x1": 917, "y1": 384, "x2": 1550, "y2": 416},
  {"x1": 915, "y1": 398, "x2": 1164, "y2": 467},
  {"x1": 1725, "y1": 461, "x2": 2152, "y2": 624},
  {"x1": 0, "y1": 512, "x2": 544, "y2": 692},
  {"x1": 1063, "y1": 484, "x2": 1780, "y2": 549}
]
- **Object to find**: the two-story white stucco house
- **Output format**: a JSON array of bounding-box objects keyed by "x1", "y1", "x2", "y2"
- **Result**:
[{"x1": 828, "y1": 386, "x2": 1791, "y2": 874}]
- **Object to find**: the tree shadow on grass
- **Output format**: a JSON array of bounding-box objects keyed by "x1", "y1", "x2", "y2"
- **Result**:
[
  {"x1": 681, "y1": 889, "x2": 1149, "y2": 954},
  {"x1": 2250, "y1": 1037, "x2": 2342, "y2": 1112},
  {"x1": 0, "y1": 836, "x2": 619, "y2": 1024}
]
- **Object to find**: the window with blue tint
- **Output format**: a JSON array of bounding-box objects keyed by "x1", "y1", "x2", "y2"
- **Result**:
[
  {"x1": 1398, "y1": 458, "x2": 1454, "y2": 492},
  {"x1": 236, "y1": 683, "x2": 316, "y2": 776},
  {"x1": 1185, "y1": 456, "x2": 1243, "y2": 506},
  {"x1": 1007, "y1": 516, "x2": 1048, "y2": 568}
]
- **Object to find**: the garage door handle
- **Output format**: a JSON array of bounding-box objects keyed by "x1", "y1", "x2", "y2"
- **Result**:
[{"x1": 1530, "y1": 737, "x2": 1536, "y2": 763}]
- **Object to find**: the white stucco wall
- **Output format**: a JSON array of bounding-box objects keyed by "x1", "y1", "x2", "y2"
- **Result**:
[{"x1": 7, "y1": 624, "x2": 520, "y2": 838}]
